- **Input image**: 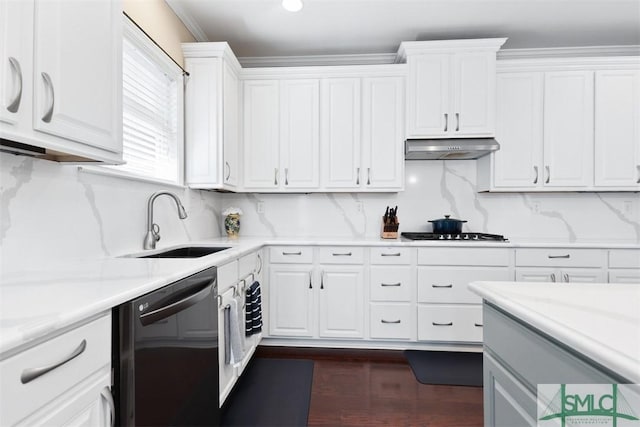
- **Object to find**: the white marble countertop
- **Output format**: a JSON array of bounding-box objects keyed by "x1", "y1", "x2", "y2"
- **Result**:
[
  {"x1": 1, "y1": 235, "x2": 638, "y2": 358},
  {"x1": 468, "y1": 281, "x2": 640, "y2": 383}
]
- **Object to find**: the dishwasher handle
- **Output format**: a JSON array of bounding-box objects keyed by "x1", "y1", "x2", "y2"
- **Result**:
[{"x1": 140, "y1": 280, "x2": 214, "y2": 326}]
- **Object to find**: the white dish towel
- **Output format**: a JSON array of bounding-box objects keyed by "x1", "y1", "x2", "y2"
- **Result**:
[{"x1": 228, "y1": 298, "x2": 245, "y2": 366}]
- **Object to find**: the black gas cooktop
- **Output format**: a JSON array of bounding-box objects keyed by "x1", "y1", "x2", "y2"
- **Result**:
[{"x1": 401, "y1": 232, "x2": 508, "y2": 241}]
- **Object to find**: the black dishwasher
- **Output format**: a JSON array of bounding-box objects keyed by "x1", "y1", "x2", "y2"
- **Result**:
[{"x1": 113, "y1": 266, "x2": 219, "y2": 426}]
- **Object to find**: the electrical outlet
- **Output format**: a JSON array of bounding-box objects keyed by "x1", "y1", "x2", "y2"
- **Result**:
[
  {"x1": 356, "y1": 201, "x2": 363, "y2": 212},
  {"x1": 257, "y1": 201, "x2": 265, "y2": 213}
]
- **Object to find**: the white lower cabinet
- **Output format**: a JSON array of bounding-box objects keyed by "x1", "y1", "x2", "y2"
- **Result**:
[
  {"x1": 515, "y1": 248, "x2": 606, "y2": 284},
  {"x1": 608, "y1": 249, "x2": 640, "y2": 284},
  {"x1": 369, "y1": 304, "x2": 412, "y2": 340},
  {"x1": 268, "y1": 265, "x2": 315, "y2": 337},
  {"x1": 417, "y1": 305, "x2": 483, "y2": 342},
  {"x1": 515, "y1": 267, "x2": 605, "y2": 283},
  {"x1": 318, "y1": 266, "x2": 364, "y2": 338},
  {"x1": 0, "y1": 314, "x2": 113, "y2": 427}
]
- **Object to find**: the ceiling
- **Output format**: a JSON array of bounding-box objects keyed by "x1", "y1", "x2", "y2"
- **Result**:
[{"x1": 167, "y1": 0, "x2": 640, "y2": 59}]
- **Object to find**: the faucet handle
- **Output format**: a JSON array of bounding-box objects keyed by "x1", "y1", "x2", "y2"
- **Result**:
[{"x1": 152, "y1": 223, "x2": 161, "y2": 242}]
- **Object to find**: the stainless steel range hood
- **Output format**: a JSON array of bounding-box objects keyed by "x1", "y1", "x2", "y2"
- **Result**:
[{"x1": 405, "y1": 138, "x2": 500, "y2": 160}]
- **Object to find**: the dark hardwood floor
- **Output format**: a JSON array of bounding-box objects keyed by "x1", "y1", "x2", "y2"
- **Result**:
[{"x1": 255, "y1": 347, "x2": 484, "y2": 427}]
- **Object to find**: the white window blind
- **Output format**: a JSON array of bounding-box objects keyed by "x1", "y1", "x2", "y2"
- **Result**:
[{"x1": 112, "y1": 18, "x2": 183, "y2": 184}]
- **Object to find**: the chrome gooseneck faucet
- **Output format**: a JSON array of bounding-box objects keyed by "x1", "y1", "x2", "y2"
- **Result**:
[{"x1": 143, "y1": 191, "x2": 188, "y2": 250}]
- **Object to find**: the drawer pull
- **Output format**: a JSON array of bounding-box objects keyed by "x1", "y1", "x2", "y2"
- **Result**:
[
  {"x1": 381, "y1": 319, "x2": 401, "y2": 324},
  {"x1": 101, "y1": 386, "x2": 116, "y2": 427},
  {"x1": 283, "y1": 251, "x2": 302, "y2": 256},
  {"x1": 381, "y1": 252, "x2": 401, "y2": 257},
  {"x1": 381, "y1": 282, "x2": 401, "y2": 287},
  {"x1": 432, "y1": 284, "x2": 453, "y2": 288},
  {"x1": 21, "y1": 339, "x2": 87, "y2": 384},
  {"x1": 474, "y1": 323, "x2": 483, "y2": 327},
  {"x1": 548, "y1": 254, "x2": 570, "y2": 259},
  {"x1": 432, "y1": 322, "x2": 453, "y2": 326},
  {"x1": 332, "y1": 252, "x2": 352, "y2": 256},
  {"x1": 7, "y1": 57, "x2": 23, "y2": 113}
]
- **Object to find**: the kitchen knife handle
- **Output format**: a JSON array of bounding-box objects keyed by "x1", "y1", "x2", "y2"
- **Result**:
[
  {"x1": 545, "y1": 166, "x2": 550, "y2": 184},
  {"x1": 443, "y1": 113, "x2": 448, "y2": 132},
  {"x1": 455, "y1": 113, "x2": 460, "y2": 132},
  {"x1": 432, "y1": 322, "x2": 453, "y2": 326},
  {"x1": 356, "y1": 167, "x2": 360, "y2": 185},
  {"x1": 274, "y1": 168, "x2": 278, "y2": 186},
  {"x1": 285, "y1": 168, "x2": 289, "y2": 186},
  {"x1": 7, "y1": 57, "x2": 23, "y2": 113},
  {"x1": 41, "y1": 72, "x2": 54, "y2": 123},
  {"x1": 367, "y1": 168, "x2": 371, "y2": 185},
  {"x1": 533, "y1": 166, "x2": 539, "y2": 184}
]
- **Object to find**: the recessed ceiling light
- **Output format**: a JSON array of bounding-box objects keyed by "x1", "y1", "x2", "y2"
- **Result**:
[{"x1": 282, "y1": 0, "x2": 303, "y2": 12}]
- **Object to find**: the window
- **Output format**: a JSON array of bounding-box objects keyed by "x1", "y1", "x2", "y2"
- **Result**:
[{"x1": 110, "y1": 18, "x2": 184, "y2": 184}]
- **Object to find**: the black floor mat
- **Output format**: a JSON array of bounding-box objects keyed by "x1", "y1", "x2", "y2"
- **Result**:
[
  {"x1": 221, "y1": 358, "x2": 314, "y2": 426},
  {"x1": 404, "y1": 350, "x2": 483, "y2": 387}
]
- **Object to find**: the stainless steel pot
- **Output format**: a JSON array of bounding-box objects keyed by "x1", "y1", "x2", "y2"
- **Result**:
[{"x1": 428, "y1": 215, "x2": 467, "y2": 234}]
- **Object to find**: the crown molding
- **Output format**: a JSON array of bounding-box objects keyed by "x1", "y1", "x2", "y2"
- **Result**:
[
  {"x1": 497, "y1": 45, "x2": 640, "y2": 60},
  {"x1": 238, "y1": 53, "x2": 398, "y2": 68},
  {"x1": 165, "y1": 0, "x2": 209, "y2": 42},
  {"x1": 182, "y1": 42, "x2": 243, "y2": 74}
]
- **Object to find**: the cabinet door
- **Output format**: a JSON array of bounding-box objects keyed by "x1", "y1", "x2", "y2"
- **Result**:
[
  {"x1": 223, "y1": 61, "x2": 240, "y2": 188},
  {"x1": 280, "y1": 79, "x2": 320, "y2": 189},
  {"x1": 561, "y1": 268, "x2": 606, "y2": 284},
  {"x1": 362, "y1": 76, "x2": 404, "y2": 190},
  {"x1": 406, "y1": 54, "x2": 450, "y2": 137},
  {"x1": 321, "y1": 78, "x2": 361, "y2": 189},
  {"x1": 243, "y1": 80, "x2": 280, "y2": 189},
  {"x1": 33, "y1": 0, "x2": 121, "y2": 154},
  {"x1": 594, "y1": 70, "x2": 640, "y2": 188},
  {"x1": 268, "y1": 265, "x2": 314, "y2": 337},
  {"x1": 0, "y1": 0, "x2": 33, "y2": 129},
  {"x1": 515, "y1": 268, "x2": 556, "y2": 283},
  {"x1": 609, "y1": 270, "x2": 640, "y2": 284},
  {"x1": 453, "y1": 52, "x2": 496, "y2": 136},
  {"x1": 318, "y1": 266, "x2": 364, "y2": 339},
  {"x1": 543, "y1": 71, "x2": 594, "y2": 187},
  {"x1": 493, "y1": 72, "x2": 544, "y2": 188}
]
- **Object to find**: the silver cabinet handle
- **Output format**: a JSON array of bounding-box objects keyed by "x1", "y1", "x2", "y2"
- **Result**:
[
  {"x1": 563, "y1": 273, "x2": 569, "y2": 283},
  {"x1": 636, "y1": 165, "x2": 640, "y2": 184},
  {"x1": 432, "y1": 322, "x2": 453, "y2": 326},
  {"x1": 101, "y1": 387, "x2": 116, "y2": 427},
  {"x1": 282, "y1": 251, "x2": 302, "y2": 256},
  {"x1": 225, "y1": 161, "x2": 231, "y2": 181},
  {"x1": 548, "y1": 254, "x2": 570, "y2": 259},
  {"x1": 320, "y1": 271, "x2": 324, "y2": 290},
  {"x1": 309, "y1": 271, "x2": 312, "y2": 289},
  {"x1": 274, "y1": 168, "x2": 278, "y2": 186},
  {"x1": 21, "y1": 339, "x2": 87, "y2": 384},
  {"x1": 381, "y1": 319, "x2": 401, "y2": 324},
  {"x1": 140, "y1": 282, "x2": 212, "y2": 326},
  {"x1": 332, "y1": 252, "x2": 352, "y2": 256},
  {"x1": 381, "y1": 282, "x2": 401, "y2": 287},
  {"x1": 285, "y1": 168, "x2": 289, "y2": 186},
  {"x1": 356, "y1": 167, "x2": 360, "y2": 185},
  {"x1": 41, "y1": 72, "x2": 54, "y2": 123},
  {"x1": 367, "y1": 167, "x2": 371, "y2": 185},
  {"x1": 7, "y1": 57, "x2": 23, "y2": 113},
  {"x1": 444, "y1": 113, "x2": 448, "y2": 132},
  {"x1": 545, "y1": 166, "x2": 550, "y2": 184},
  {"x1": 474, "y1": 323, "x2": 483, "y2": 327},
  {"x1": 256, "y1": 253, "x2": 262, "y2": 274},
  {"x1": 551, "y1": 273, "x2": 556, "y2": 282},
  {"x1": 455, "y1": 113, "x2": 460, "y2": 132},
  {"x1": 432, "y1": 284, "x2": 453, "y2": 288},
  {"x1": 381, "y1": 252, "x2": 401, "y2": 257},
  {"x1": 533, "y1": 166, "x2": 539, "y2": 184}
]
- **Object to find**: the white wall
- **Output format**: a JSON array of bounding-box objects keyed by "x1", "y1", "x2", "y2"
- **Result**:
[
  {"x1": 217, "y1": 161, "x2": 640, "y2": 243},
  {"x1": 0, "y1": 153, "x2": 224, "y2": 271}
]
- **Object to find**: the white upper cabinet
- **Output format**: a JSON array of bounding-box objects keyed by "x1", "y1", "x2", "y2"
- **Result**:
[
  {"x1": 321, "y1": 78, "x2": 362, "y2": 189},
  {"x1": 183, "y1": 43, "x2": 242, "y2": 190},
  {"x1": 543, "y1": 71, "x2": 594, "y2": 188},
  {"x1": 280, "y1": 79, "x2": 320, "y2": 190},
  {"x1": 594, "y1": 70, "x2": 640, "y2": 189},
  {"x1": 400, "y1": 39, "x2": 506, "y2": 139},
  {"x1": 0, "y1": 0, "x2": 122, "y2": 163},
  {"x1": 243, "y1": 79, "x2": 281, "y2": 189},
  {"x1": 361, "y1": 76, "x2": 405, "y2": 190}
]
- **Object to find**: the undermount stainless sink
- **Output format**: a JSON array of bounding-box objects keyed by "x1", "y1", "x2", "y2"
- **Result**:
[{"x1": 133, "y1": 246, "x2": 231, "y2": 258}]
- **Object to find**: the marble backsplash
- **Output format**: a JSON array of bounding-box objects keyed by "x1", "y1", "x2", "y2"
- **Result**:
[
  {"x1": 2, "y1": 153, "x2": 638, "y2": 272},
  {"x1": 218, "y1": 161, "x2": 640, "y2": 243},
  {"x1": 0, "y1": 152, "x2": 223, "y2": 271}
]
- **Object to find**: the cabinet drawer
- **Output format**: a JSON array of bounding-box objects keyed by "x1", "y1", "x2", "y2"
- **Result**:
[
  {"x1": 370, "y1": 266, "x2": 413, "y2": 302},
  {"x1": 417, "y1": 305, "x2": 483, "y2": 343},
  {"x1": 0, "y1": 314, "x2": 111, "y2": 426},
  {"x1": 239, "y1": 251, "x2": 260, "y2": 279},
  {"x1": 515, "y1": 248, "x2": 605, "y2": 268},
  {"x1": 370, "y1": 304, "x2": 412, "y2": 340},
  {"x1": 218, "y1": 260, "x2": 238, "y2": 292},
  {"x1": 370, "y1": 247, "x2": 412, "y2": 265},
  {"x1": 269, "y1": 246, "x2": 313, "y2": 264},
  {"x1": 418, "y1": 248, "x2": 510, "y2": 266},
  {"x1": 418, "y1": 268, "x2": 512, "y2": 304},
  {"x1": 317, "y1": 247, "x2": 364, "y2": 264},
  {"x1": 609, "y1": 249, "x2": 640, "y2": 269}
]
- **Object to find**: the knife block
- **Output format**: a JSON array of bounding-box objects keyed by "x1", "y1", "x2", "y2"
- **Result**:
[{"x1": 381, "y1": 216, "x2": 399, "y2": 239}]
